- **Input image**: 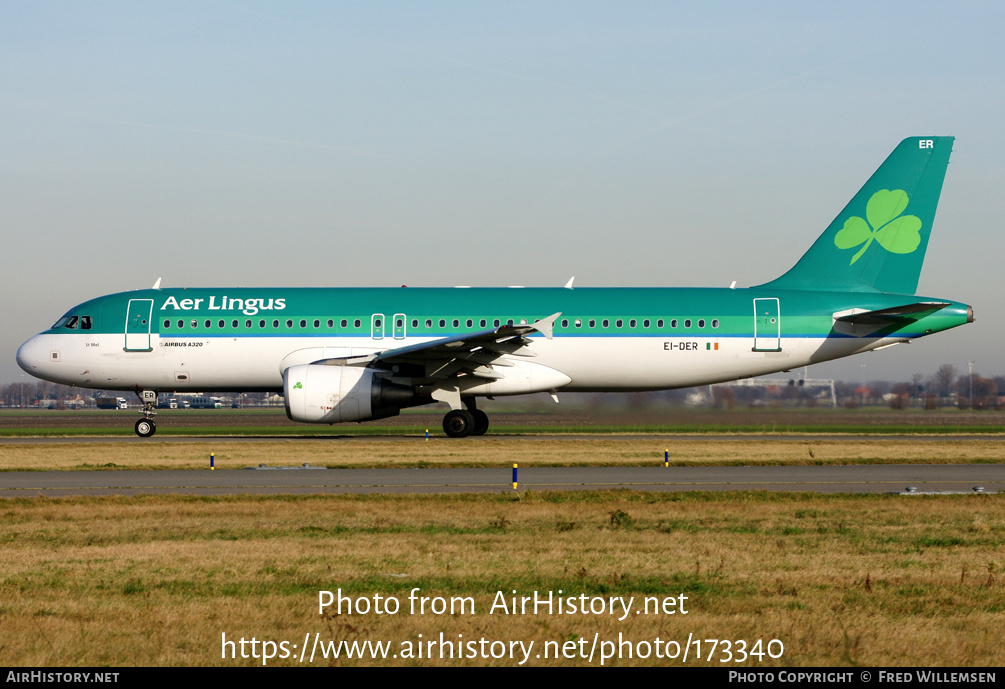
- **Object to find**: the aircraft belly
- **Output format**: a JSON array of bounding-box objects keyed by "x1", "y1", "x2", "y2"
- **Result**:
[
  {"x1": 78, "y1": 334, "x2": 283, "y2": 390},
  {"x1": 537, "y1": 337, "x2": 829, "y2": 391}
]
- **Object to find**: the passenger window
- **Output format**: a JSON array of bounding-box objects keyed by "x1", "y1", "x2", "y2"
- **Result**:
[
  {"x1": 411, "y1": 319, "x2": 418, "y2": 328},
  {"x1": 561, "y1": 319, "x2": 569, "y2": 328},
  {"x1": 232, "y1": 320, "x2": 239, "y2": 328},
  {"x1": 439, "y1": 319, "x2": 446, "y2": 328},
  {"x1": 453, "y1": 319, "x2": 459, "y2": 328},
  {"x1": 698, "y1": 319, "x2": 705, "y2": 328},
  {"x1": 81, "y1": 316, "x2": 92, "y2": 330},
  {"x1": 273, "y1": 319, "x2": 279, "y2": 328},
  {"x1": 286, "y1": 319, "x2": 293, "y2": 328},
  {"x1": 684, "y1": 319, "x2": 692, "y2": 328},
  {"x1": 398, "y1": 318, "x2": 404, "y2": 328},
  {"x1": 245, "y1": 319, "x2": 252, "y2": 328},
  {"x1": 643, "y1": 319, "x2": 650, "y2": 328},
  {"x1": 466, "y1": 319, "x2": 472, "y2": 328},
  {"x1": 629, "y1": 319, "x2": 636, "y2": 328},
  {"x1": 575, "y1": 319, "x2": 582, "y2": 328},
  {"x1": 219, "y1": 320, "x2": 226, "y2": 328},
  {"x1": 163, "y1": 319, "x2": 171, "y2": 329},
  {"x1": 204, "y1": 319, "x2": 211, "y2": 328},
  {"x1": 354, "y1": 319, "x2": 361, "y2": 328},
  {"x1": 589, "y1": 319, "x2": 595, "y2": 328},
  {"x1": 712, "y1": 319, "x2": 719, "y2": 328},
  {"x1": 313, "y1": 319, "x2": 320, "y2": 328},
  {"x1": 192, "y1": 320, "x2": 198, "y2": 328},
  {"x1": 602, "y1": 319, "x2": 609, "y2": 328},
  {"x1": 616, "y1": 319, "x2": 623, "y2": 328},
  {"x1": 327, "y1": 319, "x2": 334, "y2": 328},
  {"x1": 671, "y1": 319, "x2": 678, "y2": 328},
  {"x1": 300, "y1": 319, "x2": 307, "y2": 328},
  {"x1": 657, "y1": 319, "x2": 664, "y2": 328},
  {"x1": 494, "y1": 319, "x2": 501, "y2": 327},
  {"x1": 260, "y1": 320, "x2": 266, "y2": 328},
  {"x1": 177, "y1": 320, "x2": 184, "y2": 328},
  {"x1": 425, "y1": 319, "x2": 432, "y2": 328},
  {"x1": 341, "y1": 319, "x2": 348, "y2": 328}
]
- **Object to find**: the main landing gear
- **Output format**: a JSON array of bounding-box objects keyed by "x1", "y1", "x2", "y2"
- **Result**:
[
  {"x1": 442, "y1": 400, "x2": 489, "y2": 438},
  {"x1": 135, "y1": 389, "x2": 157, "y2": 438}
]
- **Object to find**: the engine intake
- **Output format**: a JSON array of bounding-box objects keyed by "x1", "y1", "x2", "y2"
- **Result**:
[{"x1": 283, "y1": 364, "x2": 424, "y2": 423}]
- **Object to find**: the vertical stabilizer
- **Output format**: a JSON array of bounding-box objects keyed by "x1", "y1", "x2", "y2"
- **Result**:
[{"x1": 758, "y1": 136, "x2": 953, "y2": 294}]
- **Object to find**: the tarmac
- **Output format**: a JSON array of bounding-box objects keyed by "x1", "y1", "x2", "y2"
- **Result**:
[{"x1": 1, "y1": 464, "x2": 1002, "y2": 496}]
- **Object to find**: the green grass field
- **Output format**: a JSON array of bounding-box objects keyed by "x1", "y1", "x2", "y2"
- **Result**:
[
  {"x1": 2, "y1": 405, "x2": 1005, "y2": 437},
  {"x1": 1, "y1": 491, "x2": 1002, "y2": 666}
]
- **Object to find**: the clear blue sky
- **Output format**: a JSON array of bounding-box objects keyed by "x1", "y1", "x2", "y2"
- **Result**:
[{"x1": 3, "y1": 1, "x2": 1002, "y2": 385}]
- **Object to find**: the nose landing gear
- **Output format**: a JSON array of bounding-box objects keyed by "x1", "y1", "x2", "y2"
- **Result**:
[
  {"x1": 135, "y1": 417, "x2": 156, "y2": 438},
  {"x1": 135, "y1": 389, "x2": 158, "y2": 438}
]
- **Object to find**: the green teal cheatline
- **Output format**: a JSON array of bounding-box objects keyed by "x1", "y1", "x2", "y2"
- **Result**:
[{"x1": 16, "y1": 137, "x2": 972, "y2": 439}]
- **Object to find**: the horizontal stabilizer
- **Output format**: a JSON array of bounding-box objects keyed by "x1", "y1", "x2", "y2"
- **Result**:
[{"x1": 833, "y1": 302, "x2": 949, "y2": 326}]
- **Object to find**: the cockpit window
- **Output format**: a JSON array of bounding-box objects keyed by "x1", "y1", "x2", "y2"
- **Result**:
[
  {"x1": 52, "y1": 317, "x2": 69, "y2": 329},
  {"x1": 64, "y1": 316, "x2": 79, "y2": 330},
  {"x1": 80, "y1": 316, "x2": 92, "y2": 330}
]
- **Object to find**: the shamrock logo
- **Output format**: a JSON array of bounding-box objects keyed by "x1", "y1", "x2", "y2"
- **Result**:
[
  {"x1": 834, "y1": 189, "x2": 922, "y2": 264},
  {"x1": 293, "y1": 382, "x2": 303, "y2": 390}
]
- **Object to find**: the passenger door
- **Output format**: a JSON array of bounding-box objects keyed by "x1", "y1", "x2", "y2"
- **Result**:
[
  {"x1": 752, "y1": 298, "x2": 781, "y2": 352},
  {"x1": 125, "y1": 299, "x2": 154, "y2": 352}
]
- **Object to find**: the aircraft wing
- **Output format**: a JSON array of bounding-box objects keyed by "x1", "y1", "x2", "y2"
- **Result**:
[{"x1": 310, "y1": 312, "x2": 561, "y2": 382}]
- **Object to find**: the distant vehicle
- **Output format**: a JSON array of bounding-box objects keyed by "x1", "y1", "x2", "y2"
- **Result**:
[
  {"x1": 95, "y1": 397, "x2": 128, "y2": 410},
  {"x1": 189, "y1": 396, "x2": 222, "y2": 409}
]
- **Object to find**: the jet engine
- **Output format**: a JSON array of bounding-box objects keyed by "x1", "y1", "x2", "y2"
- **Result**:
[{"x1": 283, "y1": 363, "x2": 425, "y2": 423}]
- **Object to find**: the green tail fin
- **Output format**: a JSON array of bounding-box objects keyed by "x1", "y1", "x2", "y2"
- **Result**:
[{"x1": 759, "y1": 136, "x2": 954, "y2": 294}]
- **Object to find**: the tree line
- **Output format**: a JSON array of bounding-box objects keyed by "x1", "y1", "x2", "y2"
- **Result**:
[{"x1": 2, "y1": 363, "x2": 1000, "y2": 410}]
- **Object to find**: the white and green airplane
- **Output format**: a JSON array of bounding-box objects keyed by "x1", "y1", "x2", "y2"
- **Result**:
[{"x1": 17, "y1": 137, "x2": 973, "y2": 437}]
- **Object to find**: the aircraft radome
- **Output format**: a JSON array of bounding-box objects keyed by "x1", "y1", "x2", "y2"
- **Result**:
[{"x1": 17, "y1": 137, "x2": 973, "y2": 438}]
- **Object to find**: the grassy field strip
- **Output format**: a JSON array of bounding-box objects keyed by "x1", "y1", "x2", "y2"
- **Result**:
[
  {"x1": 4, "y1": 424, "x2": 1005, "y2": 437},
  {"x1": 3, "y1": 438, "x2": 1005, "y2": 471},
  {"x1": 1, "y1": 491, "x2": 1002, "y2": 666}
]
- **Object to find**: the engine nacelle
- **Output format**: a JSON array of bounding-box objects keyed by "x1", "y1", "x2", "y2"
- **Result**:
[{"x1": 283, "y1": 364, "x2": 423, "y2": 423}]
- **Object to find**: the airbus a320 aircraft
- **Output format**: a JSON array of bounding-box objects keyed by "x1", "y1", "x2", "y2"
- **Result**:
[{"x1": 17, "y1": 137, "x2": 973, "y2": 438}]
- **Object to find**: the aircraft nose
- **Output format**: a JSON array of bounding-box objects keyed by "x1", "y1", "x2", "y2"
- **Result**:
[{"x1": 16, "y1": 335, "x2": 43, "y2": 374}]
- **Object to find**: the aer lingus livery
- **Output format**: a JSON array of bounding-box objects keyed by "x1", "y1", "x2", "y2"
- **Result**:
[{"x1": 17, "y1": 137, "x2": 973, "y2": 437}]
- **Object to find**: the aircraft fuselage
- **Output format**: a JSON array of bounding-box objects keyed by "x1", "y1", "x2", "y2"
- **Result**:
[{"x1": 17, "y1": 285, "x2": 972, "y2": 394}]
